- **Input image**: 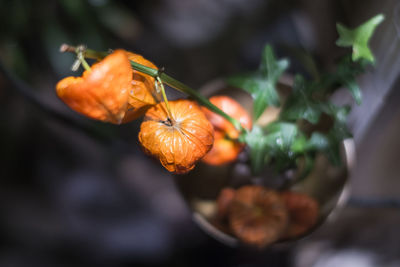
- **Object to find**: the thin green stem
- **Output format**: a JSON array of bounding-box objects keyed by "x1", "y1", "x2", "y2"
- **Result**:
[
  {"x1": 160, "y1": 72, "x2": 245, "y2": 132},
  {"x1": 78, "y1": 53, "x2": 91, "y2": 71},
  {"x1": 156, "y1": 76, "x2": 174, "y2": 122},
  {"x1": 60, "y1": 44, "x2": 108, "y2": 61},
  {"x1": 60, "y1": 44, "x2": 245, "y2": 133},
  {"x1": 127, "y1": 60, "x2": 244, "y2": 132}
]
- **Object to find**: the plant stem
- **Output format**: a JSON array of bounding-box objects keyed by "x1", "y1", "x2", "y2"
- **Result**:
[
  {"x1": 156, "y1": 76, "x2": 174, "y2": 122},
  {"x1": 162, "y1": 72, "x2": 245, "y2": 132},
  {"x1": 78, "y1": 53, "x2": 91, "y2": 71},
  {"x1": 127, "y1": 60, "x2": 245, "y2": 132},
  {"x1": 60, "y1": 44, "x2": 245, "y2": 133}
]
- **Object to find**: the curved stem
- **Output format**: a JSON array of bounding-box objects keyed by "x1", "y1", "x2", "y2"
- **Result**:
[
  {"x1": 160, "y1": 72, "x2": 245, "y2": 132},
  {"x1": 60, "y1": 44, "x2": 246, "y2": 133},
  {"x1": 124, "y1": 60, "x2": 245, "y2": 132},
  {"x1": 156, "y1": 76, "x2": 174, "y2": 123},
  {"x1": 78, "y1": 53, "x2": 91, "y2": 71}
]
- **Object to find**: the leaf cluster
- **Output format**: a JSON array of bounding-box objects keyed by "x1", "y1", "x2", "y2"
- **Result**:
[{"x1": 227, "y1": 14, "x2": 384, "y2": 177}]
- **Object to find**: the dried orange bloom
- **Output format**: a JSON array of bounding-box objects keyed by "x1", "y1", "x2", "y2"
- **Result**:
[
  {"x1": 228, "y1": 185, "x2": 288, "y2": 248},
  {"x1": 280, "y1": 191, "x2": 319, "y2": 239},
  {"x1": 139, "y1": 99, "x2": 214, "y2": 174},
  {"x1": 122, "y1": 52, "x2": 158, "y2": 123},
  {"x1": 56, "y1": 50, "x2": 132, "y2": 124},
  {"x1": 201, "y1": 96, "x2": 252, "y2": 165}
]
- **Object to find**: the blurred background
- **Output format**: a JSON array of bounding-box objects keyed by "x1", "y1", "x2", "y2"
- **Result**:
[{"x1": 1, "y1": 0, "x2": 400, "y2": 266}]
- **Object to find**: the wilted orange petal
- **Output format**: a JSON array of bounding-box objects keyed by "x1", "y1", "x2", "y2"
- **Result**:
[
  {"x1": 139, "y1": 99, "x2": 214, "y2": 174},
  {"x1": 56, "y1": 50, "x2": 132, "y2": 124},
  {"x1": 122, "y1": 52, "x2": 158, "y2": 123}
]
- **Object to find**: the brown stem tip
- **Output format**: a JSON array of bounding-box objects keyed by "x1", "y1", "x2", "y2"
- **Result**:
[{"x1": 59, "y1": 44, "x2": 76, "y2": 53}]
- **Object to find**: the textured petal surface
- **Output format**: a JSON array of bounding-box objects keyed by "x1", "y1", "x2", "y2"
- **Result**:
[
  {"x1": 123, "y1": 52, "x2": 158, "y2": 122},
  {"x1": 56, "y1": 50, "x2": 132, "y2": 124},
  {"x1": 139, "y1": 100, "x2": 214, "y2": 174}
]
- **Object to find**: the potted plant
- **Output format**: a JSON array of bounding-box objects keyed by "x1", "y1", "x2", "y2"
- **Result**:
[{"x1": 55, "y1": 14, "x2": 384, "y2": 248}]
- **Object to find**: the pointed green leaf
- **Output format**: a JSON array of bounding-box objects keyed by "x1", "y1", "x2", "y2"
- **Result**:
[
  {"x1": 291, "y1": 135, "x2": 308, "y2": 154},
  {"x1": 260, "y1": 45, "x2": 289, "y2": 83},
  {"x1": 336, "y1": 14, "x2": 384, "y2": 63},
  {"x1": 263, "y1": 122, "x2": 299, "y2": 153},
  {"x1": 318, "y1": 105, "x2": 351, "y2": 165},
  {"x1": 243, "y1": 122, "x2": 299, "y2": 174},
  {"x1": 344, "y1": 77, "x2": 362, "y2": 105},
  {"x1": 243, "y1": 126, "x2": 270, "y2": 174},
  {"x1": 335, "y1": 56, "x2": 366, "y2": 104},
  {"x1": 263, "y1": 122, "x2": 299, "y2": 172},
  {"x1": 291, "y1": 132, "x2": 329, "y2": 153},
  {"x1": 288, "y1": 104, "x2": 351, "y2": 167},
  {"x1": 295, "y1": 153, "x2": 315, "y2": 182},
  {"x1": 227, "y1": 45, "x2": 289, "y2": 119},
  {"x1": 280, "y1": 75, "x2": 329, "y2": 124},
  {"x1": 305, "y1": 132, "x2": 330, "y2": 151}
]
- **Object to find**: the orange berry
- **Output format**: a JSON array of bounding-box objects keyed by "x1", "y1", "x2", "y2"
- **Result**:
[
  {"x1": 139, "y1": 99, "x2": 214, "y2": 174},
  {"x1": 201, "y1": 96, "x2": 252, "y2": 165},
  {"x1": 56, "y1": 50, "x2": 132, "y2": 124},
  {"x1": 228, "y1": 185, "x2": 288, "y2": 248}
]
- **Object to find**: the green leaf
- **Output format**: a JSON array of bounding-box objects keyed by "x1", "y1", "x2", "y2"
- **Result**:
[
  {"x1": 291, "y1": 132, "x2": 329, "y2": 153},
  {"x1": 336, "y1": 14, "x2": 384, "y2": 63},
  {"x1": 229, "y1": 73, "x2": 279, "y2": 119},
  {"x1": 306, "y1": 132, "x2": 331, "y2": 150},
  {"x1": 263, "y1": 122, "x2": 299, "y2": 172},
  {"x1": 260, "y1": 45, "x2": 290, "y2": 84},
  {"x1": 315, "y1": 106, "x2": 352, "y2": 165},
  {"x1": 304, "y1": 56, "x2": 366, "y2": 104},
  {"x1": 263, "y1": 122, "x2": 299, "y2": 153},
  {"x1": 243, "y1": 122, "x2": 299, "y2": 174},
  {"x1": 295, "y1": 153, "x2": 315, "y2": 183},
  {"x1": 335, "y1": 56, "x2": 367, "y2": 104},
  {"x1": 227, "y1": 45, "x2": 289, "y2": 119},
  {"x1": 343, "y1": 76, "x2": 362, "y2": 105},
  {"x1": 291, "y1": 135, "x2": 308, "y2": 154},
  {"x1": 280, "y1": 75, "x2": 329, "y2": 124},
  {"x1": 243, "y1": 126, "x2": 270, "y2": 174},
  {"x1": 289, "y1": 104, "x2": 351, "y2": 166}
]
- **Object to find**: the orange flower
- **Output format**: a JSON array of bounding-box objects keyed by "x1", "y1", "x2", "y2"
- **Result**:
[
  {"x1": 201, "y1": 96, "x2": 252, "y2": 165},
  {"x1": 280, "y1": 191, "x2": 319, "y2": 239},
  {"x1": 228, "y1": 185, "x2": 288, "y2": 248},
  {"x1": 122, "y1": 52, "x2": 158, "y2": 123},
  {"x1": 139, "y1": 99, "x2": 214, "y2": 174},
  {"x1": 56, "y1": 50, "x2": 132, "y2": 124}
]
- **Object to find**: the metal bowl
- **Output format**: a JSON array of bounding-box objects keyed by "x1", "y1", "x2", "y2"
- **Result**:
[{"x1": 174, "y1": 79, "x2": 355, "y2": 248}]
